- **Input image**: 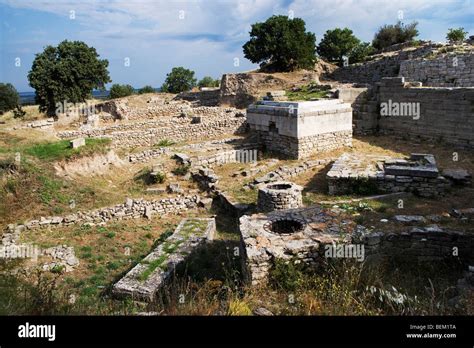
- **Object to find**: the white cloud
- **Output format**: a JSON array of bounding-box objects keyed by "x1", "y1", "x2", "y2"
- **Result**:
[{"x1": 1, "y1": 0, "x2": 472, "y2": 90}]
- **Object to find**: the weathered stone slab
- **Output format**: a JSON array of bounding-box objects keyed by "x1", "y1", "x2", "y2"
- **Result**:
[
  {"x1": 70, "y1": 138, "x2": 86, "y2": 149},
  {"x1": 112, "y1": 218, "x2": 215, "y2": 301}
]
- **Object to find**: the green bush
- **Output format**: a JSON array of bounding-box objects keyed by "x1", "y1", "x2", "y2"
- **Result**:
[
  {"x1": 243, "y1": 15, "x2": 316, "y2": 72},
  {"x1": 317, "y1": 28, "x2": 361, "y2": 64},
  {"x1": 160, "y1": 67, "x2": 197, "y2": 93},
  {"x1": 446, "y1": 28, "x2": 468, "y2": 44},
  {"x1": 109, "y1": 84, "x2": 135, "y2": 99},
  {"x1": 172, "y1": 164, "x2": 190, "y2": 176},
  {"x1": 28, "y1": 40, "x2": 111, "y2": 116},
  {"x1": 0, "y1": 83, "x2": 20, "y2": 115},
  {"x1": 372, "y1": 21, "x2": 419, "y2": 50},
  {"x1": 156, "y1": 139, "x2": 176, "y2": 147},
  {"x1": 349, "y1": 42, "x2": 375, "y2": 64},
  {"x1": 197, "y1": 76, "x2": 220, "y2": 88},
  {"x1": 138, "y1": 85, "x2": 155, "y2": 94}
]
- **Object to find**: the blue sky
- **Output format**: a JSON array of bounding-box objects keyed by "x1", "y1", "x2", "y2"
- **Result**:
[{"x1": 1, "y1": 0, "x2": 473, "y2": 92}]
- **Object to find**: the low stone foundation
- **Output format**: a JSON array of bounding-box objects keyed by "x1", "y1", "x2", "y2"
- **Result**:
[
  {"x1": 357, "y1": 226, "x2": 474, "y2": 264},
  {"x1": 327, "y1": 153, "x2": 451, "y2": 197},
  {"x1": 8, "y1": 196, "x2": 201, "y2": 232},
  {"x1": 113, "y1": 218, "x2": 215, "y2": 301},
  {"x1": 257, "y1": 181, "x2": 303, "y2": 212}
]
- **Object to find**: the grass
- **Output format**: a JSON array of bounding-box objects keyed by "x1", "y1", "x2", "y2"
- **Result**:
[
  {"x1": 286, "y1": 82, "x2": 331, "y2": 101},
  {"x1": 22, "y1": 138, "x2": 111, "y2": 162},
  {"x1": 155, "y1": 139, "x2": 176, "y2": 147}
]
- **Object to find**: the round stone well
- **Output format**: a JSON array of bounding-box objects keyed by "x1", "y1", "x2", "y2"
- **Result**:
[
  {"x1": 257, "y1": 181, "x2": 303, "y2": 212},
  {"x1": 239, "y1": 206, "x2": 353, "y2": 285}
]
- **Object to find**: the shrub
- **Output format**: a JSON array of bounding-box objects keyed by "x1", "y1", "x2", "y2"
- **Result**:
[
  {"x1": 12, "y1": 105, "x2": 26, "y2": 119},
  {"x1": 138, "y1": 85, "x2": 155, "y2": 94},
  {"x1": 372, "y1": 21, "x2": 419, "y2": 50},
  {"x1": 243, "y1": 15, "x2": 316, "y2": 72},
  {"x1": 160, "y1": 67, "x2": 197, "y2": 93},
  {"x1": 28, "y1": 40, "x2": 110, "y2": 116},
  {"x1": 151, "y1": 171, "x2": 166, "y2": 184},
  {"x1": 156, "y1": 139, "x2": 176, "y2": 147},
  {"x1": 446, "y1": 28, "x2": 468, "y2": 44},
  {"x1": 0, "y1": 83, "x2": 20, "y2": 115},
  {"x1": 349, "y1": 42, "x2": 375, "y2": 64},
  {"x1": 172, "y1": 164, "x2": 190, "y2": 176},
  {"x1": 317, "y1": 28, "x2": 361, "y2": 64},
  {"x1": 197, "y1": 76, "x2": 220, "y2": 88},
  {"x1": 109, "y1": 84, "x2": 135, "y2": 99}
]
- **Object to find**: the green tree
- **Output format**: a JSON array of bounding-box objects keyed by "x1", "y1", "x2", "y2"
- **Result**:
[
  {"x1": 138, "y1": 85, "x2": 155, "y2": 94},
  {"x1": 28, "y1": 40, "x2": 111, "y2": 116},
  {"x1": 349, "y1": 42, "x2": 375, "y2": 64},
  {"x1": 160, "y1": 67, "x2": 197, "y2": 93},
  {"x1": 243, "y1": 15, "x2": 316, "y2": 72},
  {"x1": 446, "y1": 28, "x2": 468, "y2": 44},
  {"x1": 109, "y1": 84, "x2": 135, "y2": 99},
  {"x1": 197, "y1": 76, "x2": 220, "y2": 88},
  {"x1": 0, "y1": 83, "x2": 20, "y2": 115},
  {"x1": 372, "y1": 21, "x2": 419, "y2": 50},
  {"x1": 317, "y1": 28, "x2": 361, "y2": 64}
]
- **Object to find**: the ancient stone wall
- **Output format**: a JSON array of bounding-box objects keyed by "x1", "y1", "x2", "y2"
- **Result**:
[
  {"x1": 361, "y1": 227, "x2": 474, "y2": 264},
  {"x1": 10, "y1": 196, "x2": 201, "y2": 232},
  {"x1": 327, "y1": 153, "x2": 452, "y2": 198},
  {"x1": 377, "y1": 78, "x2": 474, "y2": 147},
  {"x1": 348, "y1": 78, "x2": 474, "y2": 147},
  {"x1": 399, "y1": 51, "x2": 474, "y2": 87},
  {"x1": 255, "y1": 129, "x2": 352, "y2": 159},
  {"x1": 328, "y1": 44, "x2": 438, "y2": 84},
  {"x1": 58, "y1": 116, "x2": 247, "y2": 148}
]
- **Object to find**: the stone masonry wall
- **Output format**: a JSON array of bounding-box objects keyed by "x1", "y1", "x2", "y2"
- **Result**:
[
  {"x1": 256, "y1": 129, "x2": 352, "y2": 159},
  {"x1": 377, "y1": 78, "x2": 474, "y2": 148},
  {"x1": 328, "y1": 44, "x2": 438, "y2": 84},
  {"x1": 399, "y1": 51, "x2": 474, "y2": 87},
  {"x1": 6, "y1": 196, "x2": 201, "y2": 233},
  {"x1": 58, "y1": 117, "x2": 247, "y2": 148},
  {"x1": 360, "y1": 227, "x2": 474, "y2": 264}
]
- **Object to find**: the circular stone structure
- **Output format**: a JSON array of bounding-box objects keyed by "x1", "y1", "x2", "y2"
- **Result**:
[
  {"x1": 257, "y1": 181, "x2": 303, "y2": 212},
  {"x1": 239, "y1": 206, "x2": 354, "y2": 285}
]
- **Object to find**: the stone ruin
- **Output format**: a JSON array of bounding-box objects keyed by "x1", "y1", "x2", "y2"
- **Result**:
[
  {"x1": 246, "y1": 99, "x2": 353, "y2": 159},
  {"x1": 113, "y1": 218, "x2": 216, "y2": 301},
  {"x1": 239, "y1": 206, "x2": 352, "y2": 285},
  {"x1": 257, "y1": 181, "x2": 303, "y2": 212},
  {"x1": 327, "y1": 153, "x2": 453, "y2": 197}
]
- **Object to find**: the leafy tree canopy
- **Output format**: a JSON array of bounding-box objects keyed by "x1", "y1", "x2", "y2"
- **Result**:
[
  {"x1": 349, "y1": 42, "x2": 375, "y2": 64},
  {"x1": 0, "y1": 83, "x2": 20, "y2": 115},
  {"x1": 372, "y1": 21, "x2": 419, "y2": 50},
  {"x1": 160, "y1": 67, "x2": 197, "y2": 93},
  {"x1": 446, "y1": 28, "x2": 468, "y2": 44},
  {"x1": 28, "y1": 40, "x2": 111, "y2": 116},
  {"x1": 197, "y1": 76, "x2": 220, "y2": 88},
  {"x1": 138, "y1": 85, "x2": 155, "y2": 94},
  {"x1": 317, "y1": 28, "x2": 361, "y2": 64},
  {"x1": 243, "y1": 15, "x2": 317, "y2": 72},
  {"x1": 109, "y1": 84, "x2": 135, "y2": 99}
]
